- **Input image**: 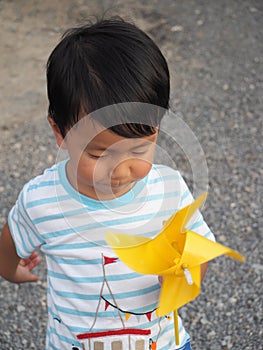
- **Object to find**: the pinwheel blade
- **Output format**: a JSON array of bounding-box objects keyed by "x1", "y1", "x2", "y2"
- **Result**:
[
  {"x1": 181, "y1": 231, "x2": 245, "y2": 267},
  {"x1": 158, "y1": 265, "x2": 201, "y2": 316},
  {"x1": 106, "y1": 231, "x2": 181, "y2": 274}
]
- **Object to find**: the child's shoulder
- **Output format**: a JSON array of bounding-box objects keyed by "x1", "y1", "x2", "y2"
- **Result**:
[
  {"x1": 27, "y1": 162, "x2": 60, "y2": 186},
  {"x1": 149, "y1": 164, "x2": 190, "y2": 195},
  {"x1": 150, "y1": 164, "x2": 182, "y2": 180},
  {"x1": 19, "y1": 161, "x2": 63, "y2": 201}
]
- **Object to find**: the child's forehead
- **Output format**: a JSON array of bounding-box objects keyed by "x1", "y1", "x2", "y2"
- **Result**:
[
  {"x1": 87, "y1": 128, "x2": 157, "y2": 150},
  {"x1": 68, "y1": 117, "x2": 157, "y2": 148},
  {"x1": 71, "y1": 116, "x2": 104, "y2": 134}
]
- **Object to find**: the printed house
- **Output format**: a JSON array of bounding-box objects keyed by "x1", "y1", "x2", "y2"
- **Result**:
[{"x1": 77, "y1": 328, "x2": 153, "y2": 350}]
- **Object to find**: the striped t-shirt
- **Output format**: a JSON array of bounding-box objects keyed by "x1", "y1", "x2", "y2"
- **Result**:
[{"x1": 8, "y1": 160, "x2": 214, "y2": 350}]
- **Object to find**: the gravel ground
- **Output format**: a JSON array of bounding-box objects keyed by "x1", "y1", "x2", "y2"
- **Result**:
[{"x1": 0, "y1": 1, "x2": 262, "y2": 349}]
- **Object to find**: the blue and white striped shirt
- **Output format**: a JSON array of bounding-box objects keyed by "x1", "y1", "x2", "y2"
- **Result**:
[{"x1": 8, "y1": 160, "x2": 214, "y2": 350}]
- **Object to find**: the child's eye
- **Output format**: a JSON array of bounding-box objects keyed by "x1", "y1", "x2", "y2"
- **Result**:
[
  {"x1": 132, "y1": 150, "x2": 147, "y2": 156},
  {"x1": 87, "y1": 153, "x2": 104, "y2": 159}
]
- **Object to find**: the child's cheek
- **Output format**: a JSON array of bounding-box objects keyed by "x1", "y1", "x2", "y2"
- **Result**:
[
  {"x1": 135, "y1": 160, "x2": 153, "y2": 178},
  {"x1": 77, "y1": 160, "x2": 96, "y2": 183}
]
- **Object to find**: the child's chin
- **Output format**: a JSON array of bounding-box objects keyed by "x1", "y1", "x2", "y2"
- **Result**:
[{"x1": 95, "y1": 183, "x2": 133, "y2": 198}]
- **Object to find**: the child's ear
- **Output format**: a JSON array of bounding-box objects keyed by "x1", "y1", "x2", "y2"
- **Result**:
[{"x1": 47, "y1": 116, "x2": 67, "y2": 149}]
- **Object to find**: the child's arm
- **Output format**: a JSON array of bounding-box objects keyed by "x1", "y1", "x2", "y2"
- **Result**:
[
  {"x1": 0, "y1": 222, "x2": 40, "y2": 283},
  {"x1": 201, "y1": 262, "x2": 208, "y2": 281}
]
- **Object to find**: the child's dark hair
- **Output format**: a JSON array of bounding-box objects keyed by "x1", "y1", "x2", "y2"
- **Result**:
[{"x1": 46, "y1": 17, "x2": 170, "y2": 138}]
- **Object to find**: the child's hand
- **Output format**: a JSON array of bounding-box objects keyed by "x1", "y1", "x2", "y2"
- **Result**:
[
  {"x1": 158, "y1": 263, "x2": 208, "y2": 287},
  {"x1": 16, "y1": 252, "x2": 41, "y2": 283},
  {"x1": 0, "y1": 223, "x2": 41, "y2": 283}
]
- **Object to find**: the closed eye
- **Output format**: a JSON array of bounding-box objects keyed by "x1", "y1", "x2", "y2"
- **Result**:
[
  {"x1": 132, "y1": 151, "x2": 147, "y2": 155},
  {"x1": 87, "y1": 153, "x2": 105, "y2": 159}
]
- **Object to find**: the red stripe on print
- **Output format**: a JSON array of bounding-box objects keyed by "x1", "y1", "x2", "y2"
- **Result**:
[{"x1": 77, "y1": 328, "x2": 151, "y2": 339}]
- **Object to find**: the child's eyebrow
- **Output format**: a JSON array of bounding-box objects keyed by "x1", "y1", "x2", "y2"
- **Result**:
[
  {"x1": 131, "y1": 142, "x2": 150, "y2": 150},
  {"x1": 87, "y1": 145, "x2": 149, "y2": 152},
  {"x1": 87, "y1": 145, "x2": 108, "y2": 151},
  {"x1": 87, "y1": 141, "x2": 150, "y2": 149},
  {"x1": 85, "y1": 139, "x2": 153, "y2": 152}
]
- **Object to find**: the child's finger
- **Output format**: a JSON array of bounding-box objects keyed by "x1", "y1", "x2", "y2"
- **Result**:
[
  {"x1": 19, "y1": 252, "x2": 40, "y2": 267},
  {"x1": 28, "y1": 251, "x2": 39, "y2": 260},
  {"x1": 27, "y1": 256, "x2": 41, "y2": 271}
]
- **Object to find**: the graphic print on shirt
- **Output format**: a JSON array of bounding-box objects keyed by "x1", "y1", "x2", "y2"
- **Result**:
[{"x1": 76, "y1": 254, "x2": 166, "y2": 350}]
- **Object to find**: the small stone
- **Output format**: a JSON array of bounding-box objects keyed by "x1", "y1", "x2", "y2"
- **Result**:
[
  {"x1": 171, "y1": 25, "x2": 183, "y2": 32},
  {"x1": 229, "y1": 297, "x2": 237, "y2": 304},
  {"x1": 200, "y1": 316, "x2": 209, "y2": 325},
  {"x1": 0, "y1": 186, "x2": 4, "y2": 193},
  {"x1": 39, "y1": 145, "x2": 47, "y2": 152},
  {"x1": 47, "y1": 154, "x2": 54, "y2": 163},
  {"x1": 217, "y1": 301, "x2": 225, "y2": 310},
  {"x1": 223, "y1": 83, "x2": 229, "y2": 91},
  {"x1": 246, "y1": 226, "x2": 253, "y2": 233},
  {"x1": 207, "y1": 330, "x2": 216, "y2": 339},
  {"x1": 17, "y1": 305, "x2": 26, "y2": 312},
  {"x1": 252, "y1": 263, "x2": 263, "y2": 272},
  {"x1": 4, "y1": 331, "x2": 11, "y2": 337},
  {"x1": 244, "y1": 186, "x2": 252, "y2": 193},
  {"x1": 13, "y1": 143, "x2": 21, "y2": 150},
  {"x1": 197, "y1": 19, "x2": 204, "y2": 26}
]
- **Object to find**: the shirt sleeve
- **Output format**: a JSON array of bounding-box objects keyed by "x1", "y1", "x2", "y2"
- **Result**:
[
  {"x1": 8, "y1": 183, "x2": 45, "y2": 258},
  {"x1": 178, "y1": 173, "x2": 215, "y2": 242}
]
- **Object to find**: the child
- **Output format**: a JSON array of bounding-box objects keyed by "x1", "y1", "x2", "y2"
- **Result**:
[{"x1": 0, "y1": 18, "x2": 214, "y2": 350}]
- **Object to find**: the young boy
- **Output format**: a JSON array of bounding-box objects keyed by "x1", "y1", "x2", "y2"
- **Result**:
[{"x1": 0, "y1": 18, "x2": 214, "y2": 350}]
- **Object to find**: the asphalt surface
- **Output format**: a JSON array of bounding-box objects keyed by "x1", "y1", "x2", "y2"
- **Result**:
[{"x1": 0, "y1": 1, "x2": 262, "y2": 349}]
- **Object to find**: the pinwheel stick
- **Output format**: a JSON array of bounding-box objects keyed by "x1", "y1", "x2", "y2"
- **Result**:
[{"x1": 174, "y1": 309, "x2": 180, "y2": 345}]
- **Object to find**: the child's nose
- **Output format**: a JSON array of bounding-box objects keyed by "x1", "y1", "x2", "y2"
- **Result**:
[{"x1": 111, "y1": 159, "x2": 131, "y2": 179}]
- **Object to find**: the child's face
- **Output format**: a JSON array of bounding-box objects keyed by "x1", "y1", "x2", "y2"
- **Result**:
[{"x1": 60, "y1": 119, "x2": 158, "y2": 200}]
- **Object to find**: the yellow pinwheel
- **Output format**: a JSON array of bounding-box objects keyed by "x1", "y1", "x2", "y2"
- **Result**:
[{"x1": 105, "y1": 192, "x2": 245, "y2": 345}]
